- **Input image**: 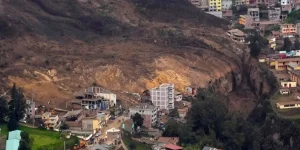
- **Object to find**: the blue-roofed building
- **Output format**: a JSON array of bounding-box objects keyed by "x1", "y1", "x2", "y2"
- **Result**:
[{"x1": 6, "y1": 130, "x2": 22, "y2": 150}]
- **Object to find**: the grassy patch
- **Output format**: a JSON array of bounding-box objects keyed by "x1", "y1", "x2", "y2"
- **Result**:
[
  {"x1": 0, "y1": 124, "x2": 78, "y2": 150},
  {"x1": 122, "y1": 131, "x2": 151, "y2": 150}
]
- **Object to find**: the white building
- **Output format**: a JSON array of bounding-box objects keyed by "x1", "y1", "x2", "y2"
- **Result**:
[
  {"x1": 44, "y1": 115, "x2": 59, "y2": 128},
  {"x1": 85, "y1": 87, "x2": 117, "y2": 107},
  {"x1": 222, "y1": 0, "x2": 232, "y2": 11},
  {"x1": 281, "y1": 0, "x2": 291, "y2": 5},
  {"x1": 26, "y1": 100, "x2": 35, "y2": 118},
  {"x1": 129, "y1": 103, "x2": 158, "y2": 128},
  {"x1": 150, "y1": 83, "x2": 175, "y2": 110}
]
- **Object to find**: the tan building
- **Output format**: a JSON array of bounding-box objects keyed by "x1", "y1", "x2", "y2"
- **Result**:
[
  {"x1": 280, "y1": 81, "x2": 297, "y2": 88},
  {"x1": 277, "y1": 101, "x2": 300, "y2": 109},
  {"x1": 281, "y1": 24, "x2": 297, "y2": 35},
  {"x1": 287, "y1": 62, "x2": 300, "y2": 70},
  {"x1": 44, "y1": 115, "x2": 59, "y2": 128},
  {"x1": 290, "y1": 70, "x2": 300, "y2": 85},
  {"x1": 227, "y1": 29, "x2": 245, "y2": 43},
  {"x1": 274, "y1": 58, "x2": 300, "y2": 70}
]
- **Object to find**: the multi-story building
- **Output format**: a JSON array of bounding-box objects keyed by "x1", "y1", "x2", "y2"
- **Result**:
[
  {"x1": 296, "y1": 23, "x2": 300, "y2": 35},
  {"x1": 44, "y1": 115, "x2": 59, "y2": 128},
  {"x1": 150, "y1": 83, "x2": 175, "y2": 110},
  {"x1": 221, "y1": 0, "x2": 232, "y2": 10},
  {"x1": 235, "y1": 0, "x2": 248, "y2": 5},
  {"x1": 239, "y1": 15, "x2": 254, "y2": 28},
  {"x1": 281, "y1": 24, "x2": 297, "y2": 35},
  {"x1": 268, "y1": 8, "x2": 281, "y2": 21},
  {"x1": 248, "y1": 8, "x2": 260, "y2": 22},
  {"x1": 209, "y1": 0, "x2": 222, "y2": 11},
  {"x1": 129, "y1": 103, "x2": 158, "y2": 128},
  {"x1": 26, "y1": 100, "x2": 35, "y2": 118}
]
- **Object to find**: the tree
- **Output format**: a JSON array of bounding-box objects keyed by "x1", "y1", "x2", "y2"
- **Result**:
[
  {"x1": 132, "y1": 113, "x2": 144, "y2": 131},
  {"x1": 169, "y1": 108, "x2": 179, "y2": 118},
  {"x1": 250, "y1": 42, "x2": 261, "y2": 57},
  {"x1": 283, "y1": 37, "x2": 292, "y2": 51},
  {"x1": 59, "y1": 122, "x2": 69, "y2": 130},
  {"x1": 163, "y1": 119, "x2": 180, "y2": 137},
  {"x1": 19, "y1": 131, "x2": 33, "y2": 150},
  {"x1": 294, "y1": 37, "x2": 300, "y2": 50},
  {"x1": 0, "y1": 96, "x2": 8, "y2": 123},
  {"x1": 8, "y1": 83, "x2": 27, "y2": 131}
]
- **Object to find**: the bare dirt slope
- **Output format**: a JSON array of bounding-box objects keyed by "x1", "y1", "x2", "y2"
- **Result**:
[{"x1": 0, "y1": 0, "x2": 247, "y2": 108}]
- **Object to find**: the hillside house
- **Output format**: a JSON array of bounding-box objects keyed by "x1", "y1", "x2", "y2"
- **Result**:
[
  {"x1": 151, "y1": 83, "x2": 175, "y2": 110},
  {"x1": 289, "y1": 70, "x2": 300, "y2": 85},
  {"x1": 281, "y1": 24, "x2": 297, "y2": 35},
  {"x1": 227, "y1": 29, "x2": 245, "y2": 42},
  {"x1": 277, "y1": 101, "x2": 300, "y2": 109},
  {"x1": 280, "y1": 81, "x2": 297, "y2": 88},
  {"x1": 44, "y1": 115, "x2": 59, "y2": 128},
  {"x1": 268, "y1": 8, "x2": 281, "y2": 21},
  {"x1": 82, "y1": 117, "x2": 99, "y2": 133},
  {"x1": 287, "y1": 62, "x2": 300, "y2": 70},
  {"x1": 26, "y1": 100, "x2": 35, "y2": 118},
  {"x1": 129, "y1": 103, "x2": 158, "y2": 128},
  {"x1": 248, "y1": 8, "x2": 260, "y2": 22},
  {"x1": 279, "y1": 88, "x2": 290, "y2": 95},
  {"x1": 63, "y1": 109, "x2": 84, "y2": 121},
  {"x1": 42, "y1": 112, "x2": 52, "y2": 120},
  {"x1": 274, "y1": 58, "x2": 300, "y2": 70},
  {"x1": 239, "y1": 15, "x2": 254, "y2": 29}
]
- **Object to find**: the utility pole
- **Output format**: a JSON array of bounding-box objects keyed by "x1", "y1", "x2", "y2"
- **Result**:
[
  {"x1": 64, "y1": 140, "x2": 65, "y2": 150},
  {"x1": 32, "y1": 90, "x2": 35, "y2": 127}
]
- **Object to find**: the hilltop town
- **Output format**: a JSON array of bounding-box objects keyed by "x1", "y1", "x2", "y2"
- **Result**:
[{"x1": 1, "y1": 0, "x2": 300, "y2": 150}]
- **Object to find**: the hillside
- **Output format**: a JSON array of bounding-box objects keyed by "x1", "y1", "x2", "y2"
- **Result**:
[{"x1": 0, "y1": 0, "x2": 250, "y2": 109}]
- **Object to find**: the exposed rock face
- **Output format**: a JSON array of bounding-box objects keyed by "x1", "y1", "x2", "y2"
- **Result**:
[{"x1": 0, "y1": 0, "x2": 271, "y2": 115}]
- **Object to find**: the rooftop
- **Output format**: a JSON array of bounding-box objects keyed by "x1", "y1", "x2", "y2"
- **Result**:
[
  {"x1": 289, "y1": 70, "x2": 300, "y2": 76},
  {"x1": 227, "y1": 29, "x2": 245, "y2": 37},
  {"x1": 63, "y1": 109, "x2": 83, "y2": 118},
  {"x1": 275, "y1": 58, "x2": 300, "y2": 62},
  {"x1": 158, "y1": 137, "x2": 179, "y2": 145},
  {"x1": 277, "y1": 100, "x2": 300, "y2": 105},
  {"x1": 163, "y1": 144, "x2": 183, "y2": 150},
  {"x1": 129, "y1": 103, "x2": 158, "y2": 110},
  {"x1": 287, "y1": 62, "x2": 300, "y2": 68}
]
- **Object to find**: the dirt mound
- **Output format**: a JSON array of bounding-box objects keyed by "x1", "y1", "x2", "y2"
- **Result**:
[{"x1": 0, "y1": 0, "x2": 246, "y2": 108}]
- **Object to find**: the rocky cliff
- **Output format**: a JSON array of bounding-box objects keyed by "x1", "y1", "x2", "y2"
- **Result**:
[{"x1": 0, "y1": 0, "x2": 268, "y2": 114}]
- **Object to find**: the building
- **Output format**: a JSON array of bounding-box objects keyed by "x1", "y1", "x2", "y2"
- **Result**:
[
  {"x1": 174, "y1": 92, "x2": 183, "y2": 102},
  {"x1": 129, "y1": 103, "x2": 158, "y2": 128},
  {"x1": 290, "y1": 70, "x2": 300, "y2": 85},
  {"x1": 280, "y1": 81, "x2": 297, "y2": 88},
  {"x1": 274, "y1": 58, "x2": 300, "y2": 70},
  {"x1": 74, "y1": 86, "x2": 116, "y2": 109},
  {"x1": 6, "y1": 130, "x2": 21, "y2": 150},
  {"x1": 268, "y1": 8, "x2": 281, "y2": 21},
  {"x1": 26, "y1": 100, "x2": 35, "y2": 118},
  {"x1": 281, "y1": 24, "x2": 297, "y2": 35},
  {"x1": 267, "y1": 36, "x2": 276, "y2": 50},
  {"x1": 189, "y1": 0, "x2": 209, "y2": 10},
  {"x1": 151, "y1": 83, "x2": 175, "y2": 110},
  {"x1": 239, "y1": 15, "x2": 254, "y2": 29},
  {"x1": 296, "y1": 23, "x2": 300, "y2": 35},
  {"x1": 164, "y1": 144, "x2": 183, "y2": 150},
  {"x1": 227, "y1": 29, "x2": 246, "y2": 43},
  {"x1": 44, "y1": 115, "x2": 59, "y2": 128},
  {"x1": 235, "y1": 0, "x2": 247, "y2": 5},
  {"x1": 248, "y1": 8, "x2": 260, "y2": 22},
  {"x1": 221, "y1": 0, "x2": 232, "y2": 10},
  {"x1": 42, "y1": 112, "x2": 52, "y2": 120},
  {"x1": 106, "y1": 128, "x2": 121, "y2": 139},
  {"x1": 287, "y1": 62, "x2": 300, "y2": 70},
  {"x1": 82, "y1": 117, "x2": 99, "y2": 133},
  {"x1": 63, "y1": 109, "x2": 84, "y2": 121},
  {"x1": 209, "y1": 0, "x2": 222, "y2": 11},
  {"x1": 277, "y1": 101, "x2": 300, "y2": 109},
  {"x1": 279, "y1": 88, "x2": 291, "y2": 95}
]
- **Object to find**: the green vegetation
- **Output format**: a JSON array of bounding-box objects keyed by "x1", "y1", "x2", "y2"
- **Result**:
[
  {"x1": 132, "y1": 113, "x2": 144, "y2": 131},
  {"x1": 247, "y1": 32, "x2": 268, "y2": 57},
  {"x1": 0, "y1": 124, "x2": 78, "y2": 150},
  {"x1": 0, "y1": 97, "x2": 8, "y2": 123},
  {"x1": 294, "y1": 37, "x2": 300, "y2": 49},
  {"x1": 122, "y1": 131, "x2": 151, "y2": 150},
  {"x1": 162, "y1": 85, "x2": 300, "y2": 150},
  {"x1": 285, "y1": 9, "x2": 300, "y2": 24},
  {"x1": 19, "y1": 131, "x2": 33, "y2": 150},
  {"x1": 282, "y1": 37, "x2": 292, "y2": 51}
]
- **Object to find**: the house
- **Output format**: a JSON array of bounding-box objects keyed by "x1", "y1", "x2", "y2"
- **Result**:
[
  {"x1": 267, "y1": 36, "x2": 276, "y2": 50},
  {"x1": 184, "y1": 87, "x2": 197, "y2": 95},
  {"x1": 208, "y1": 0, "x2": 222, "y2": 12},
  {"x1": 274, "y1": 58, "x2": 300, "y2": 70},
  {"x1": 42, "y1": 112, "x2": 52, "y2": 120},
  {"x1": 281, "y1": 24, "x2": 297, "y2": 36},
  {"x1": 239, "y1": 15, "x2": 254, "y2": 29},
  {"x1": 174, "y1": 92, "x2": 183, "y2": 102},
  {"x1": 129, "y1": 103, "x2": 158, "y2": 128},
  {"x1": 281, "y1": 0, "x2": 293, "y2": 12},
  {"x1": 5, "y1": 130, "x2": 21, "y2": 150},
  {"x1": 151, "y1": 83, "x2": 175, "y2": 110},
  {"x1": 26, "y1": 100, "x2": 35, "y2": 118},
  {"x1": 163, "y1": 144, "x2": 183, "y2": 150},
  {"x1": 287, "y1": 62, "x2": 300, "y2": 70},
  {"x1": 44, "y1": 115, "x2": 59, "y2": 128},
  {"x1": 268, "y1": 8, "x2": 281, "y2": 21},
  {"x1": 248, "y1": 8, "x2": 260, "y2": 22},
  {"x1": 74, "y1": 86, "x2": 116, "y2": 109},
  {"x1": 289, "y1": 70, "x2": 300, "y2": 85},
  {"x1": 235, "y1": 0, "x2": 247, "y2": 5},
  {"x1": 221, "y1": 0, "x2": 232, "y2": 11},
  {"x1": 157, "y1": 137, "x2": 179, "y2": 145},
  {"x1": 81, "y1": 117, "x2": 99, "y2": 133},
  {"x1": 280, "y1": 81, "x2": 297, "y2": 88},
  {"x1": 280, "y1": 88, "x2": 290, "y2": 95},
  {"x1": 274, "y1": 72, "x2": 290, "y2": 81},
  {"x1": 227, "y1": 29, "x2": 245, "y2": 43},
  {"x1": 63, "y1": 109, "x2": 84, "y2": 121},
  {"x1": 277, "y1": 101, "x2": 300, "y2": 109}
]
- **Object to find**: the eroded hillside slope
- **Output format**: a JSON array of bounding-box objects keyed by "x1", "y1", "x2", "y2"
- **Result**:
[{"x1": 0, "y1": 0, "x2": 250, "y2": 108}]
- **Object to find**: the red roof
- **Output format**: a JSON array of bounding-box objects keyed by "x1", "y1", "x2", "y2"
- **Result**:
[{"x1": 164, "y1": 144, "x2": 183, "y2": 150}]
